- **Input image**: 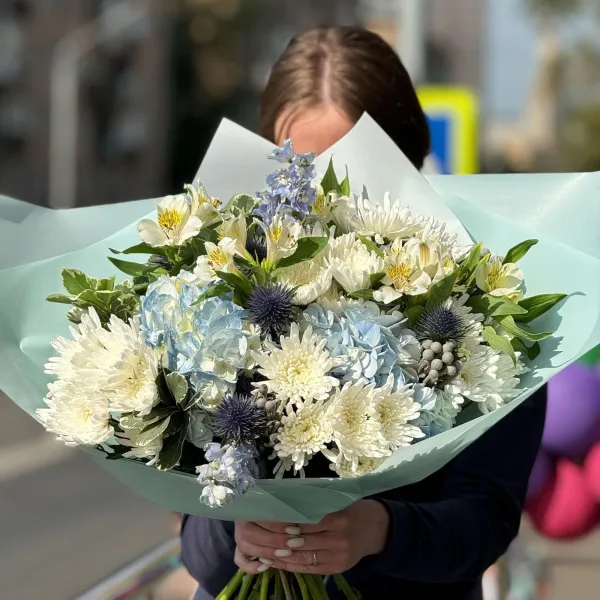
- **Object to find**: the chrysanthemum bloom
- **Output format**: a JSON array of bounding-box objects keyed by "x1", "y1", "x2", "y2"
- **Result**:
[
  {"x1": 253, "y1": 323, "x2": 341, "y2": 407},
  {"x1": 275, "y1": 256, "x2": 332, "y2": 306}
]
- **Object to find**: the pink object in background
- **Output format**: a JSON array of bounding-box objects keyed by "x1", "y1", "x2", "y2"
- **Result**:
[
  {"x1": 527, "y1": 459, "x2": 599, "y2": 540},
  {"x1": 584, "y1": 441, "x2": 600, "y2": 503}
]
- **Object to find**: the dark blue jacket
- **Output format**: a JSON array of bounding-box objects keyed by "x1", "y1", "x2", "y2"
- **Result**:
[{"x1": 181, "y1": 388, "x2": 546, "y2": 600}]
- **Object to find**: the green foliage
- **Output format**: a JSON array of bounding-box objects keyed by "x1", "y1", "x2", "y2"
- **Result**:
[
  {"x1": 455, "y1": 243, "x2": 483, "y2": 284},
  {"x1": 320, "y1": 158, "x2": 342, "y2": 195},
  {"x1": 482, "y1": 326, "x2": 517, "y2": 366},
  {"x1": 358, "y1": 235, "x2": 384, "y2": 258},
  {"x1": 426, "y1": 273, "x2": 458, "y2": 309},
  {"x1": 274, "y1": 237, "x2": 329, "y2": 270},
  {"x1": 515, "y1": 293, "x2": 567, "y2": 323},
  {"x1": 503, "y1": 240, "x2": 538, "y2": 264},
  {"x1": 467, "y1": 294, "x2": 528, "y2": 319}
]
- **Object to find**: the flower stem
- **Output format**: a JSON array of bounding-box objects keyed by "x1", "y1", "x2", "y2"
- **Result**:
[
  {"x1": 293, "y1": 573, "x2": 310, "y2": 600},
  {"x1": 279, "y1": 570, "x2": 294, "y2": 600},
  {"x1": 215, "y1": 569, "x2": 245, "y2": 600},
  {"x1": 274, "y1": 569, "x2": 284, "y2": 598},
  {"x1": 305, "y1": 575, "x2": 329, "y2": 600},
  {"x1": 237, "y1": 573, "x2": 255, "y2": 600},
  {"x1": 259, "y1": 570, "x2": 271, "y2": 600},
  {"x1": 333, "y1": 574, "x2": 361, "y2": 600}
]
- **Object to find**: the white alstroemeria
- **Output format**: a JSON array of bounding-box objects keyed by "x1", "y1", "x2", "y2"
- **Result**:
[
  {"x1": 373, "y1": 377, "x2": 424, "y2": 451},
  {"x1": 253, "y1": 324, "x2": 342, "y2": 407},
  {"x1": 475, "y1": 256, "x2": 524, "y2": 297},
  {"x1": 272, "y1": 402, "x2": 333, "y2": 474},
  {"x1": 255, "y1": 214, "x2": 302, "y2": 268},
  {"x1": 312, "y1": 187, "x2": 351, "y2": 222},
  {"x1": 373, "y1": 239, "x2": 432, "y2": 304},
  {"x1": 276, "y1": 258, "x2": 332, "y2": 305},
  {"x1": 325, "y1": 379, "x2": 391, "y2": 473},
  {"x1": 404, "y1": 236, "x2": 456, "y2": 283},
  {"x1": 218, "y1": 214, "x2": 252, "y2": 261},
  {"x1": 185, "y1": 182, "x2": 222, "y2": 227},
  {"x1": 413, "y1": 217, "x2": 467, "y2": 261},
  {"x1": 327, "y1": 233, "x2": 385, "y2": 293},
  {"x1": 38, "y1": 383, "x2": 114, "y2": 446},
  {"x1": 193, "y1": 237, "x2": 241, "y2": 286},
  {"x1": 351, "y1": 193, "x2": 420, "y2": 244},
  {"x1": 138, "y1": 194, "x2": 203, "y2": 248}
]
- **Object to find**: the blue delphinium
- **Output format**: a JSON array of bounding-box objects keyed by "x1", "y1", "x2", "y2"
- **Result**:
[
  {"x1": 196, "y1": 442, "x2": 259, "y2": 507},
  {"x1": 254, "y1": 139, "x2": 317, "y2": 224},
  {"x1": 299, "y1": 302, "x2": 420, "y2": 387}
]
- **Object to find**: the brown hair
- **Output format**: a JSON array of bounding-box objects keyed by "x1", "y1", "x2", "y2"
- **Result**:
[{"x1": 260, "y1": 26, "x2": 431, "y2": 169}]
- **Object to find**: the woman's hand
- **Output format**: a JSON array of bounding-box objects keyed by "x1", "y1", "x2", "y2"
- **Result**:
[{"x1": 234, "y1": 499, "x2": 390, "y2": 575}]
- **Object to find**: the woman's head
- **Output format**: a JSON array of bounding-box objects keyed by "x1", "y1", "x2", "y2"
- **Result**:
[{"x1": 261, "y1": 26, "x2": 430, "y2": 168}]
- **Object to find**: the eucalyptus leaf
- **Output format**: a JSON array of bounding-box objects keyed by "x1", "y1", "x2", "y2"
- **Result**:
[
  {"x1": 274, "y1": 237, "x2": 329, "y2": 270},
  {"x1": 503, "y1": 239, "x2": 538, "y2": 264},
  {"x1": 482, "y1": 326, "x2": 517, "y2": 366},
  {"x1": 514, "y1": 293, "x2": 567, "y2": 323}
]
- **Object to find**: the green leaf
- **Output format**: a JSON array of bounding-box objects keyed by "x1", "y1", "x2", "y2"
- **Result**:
[
  {"x1": 110, "y1": 242, "x2": 165, "y2": 256},
  {"x1": 514, "y1": 293, "x2": 567, "y2": 323},
  {"x1": 274, "y1": 237, "x2": 329, "y2": 270},
  {"x1": 482, "y1": 326, "x2": 517, "y2": 365},
  {"x1": 223, "y1": 193, "x2": 256, "y2": 214},
  {"x1": 320, "y1": 158, "x2": 342, "y2": 195},
  {"x1": 192, "y1": 282, "x2": 231, "y2": 306},
  {"x1": 340, "y1": 166, "x2": 351, "y2": 196},
  {"x1": 118, "y1": 414, "x2": 148, "y2": 430},
  {"x1": 156, "y1": 420, "x2": 188, "y2": 471},
  {"x1": 511, "y1": 337, "x2": 541, "y2": 361},
  {"x1": 72, "y1": 289, "x2": 107, "y2": 312},
  {"x1": 215, "y1": 270, "x2": 253, "y2": 296},
  {"x1": 66, "y1": 306, "x2": 85, "y2": 324},
  {"x1": 503, "y1": 239, "x2": 538, "y2": 264},
  {"x1": 467, "y1": 294, "x2": 528, "y2": 318},
  {"x1": 156, "y1": 369, "x2": 175, "y2": 406},
  {"x1": 358, "y1": 235, "x2": 384, "y2": 258},
  {"x1": 369, "y1": 272, "x2": 385, "y2": 286},
  {"x1": 96, "y1": 276, "x2": 116, "y2": 291},
  {"x1": 46, "y1": 293, "x2": 74, "y2": 305},
  {"x1": 136, "y1": 415, "x2": 171, "y2": 447},
  {"x1": 349, "y1": 289, "x2": 374, "y2": 300},
  {"x1": 455, "y1": 243, "x2": 483, "y2": 283},
  {"x1": 62, "y1": 269, "x2": 95, "y2": 295},
  {"x1": 108, "y1": 256, "x2": 154, "y2": 277},
  {"x1": 426, "y1": 272, "x2": 458, "y2": 310},
  {"x1": 165, "y1": 372, "x2": 189, "y2": 407},
  {"x1": 405, "y1": 305, "x2": 425, "y2": 323},
  {"x1": 496, "y1": 315, "x2": 553, "y2": 342}
]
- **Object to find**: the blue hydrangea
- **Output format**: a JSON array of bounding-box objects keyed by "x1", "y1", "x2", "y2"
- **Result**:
[
  {"x1": 255, "y1": 140, "x2": 317, "y2": 224},
  {"x1": 298, "y1": 302, "x2": 420, "y2": 387},
  {"x1": 196, "y1": 443, "x2": 259, "y2": 507},
  {"x1": 141, "y1": 275, "x2": 260, "y2": 405}
]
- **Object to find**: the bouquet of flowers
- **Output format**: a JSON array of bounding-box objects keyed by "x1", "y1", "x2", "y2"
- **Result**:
[{"x1": 0, "y1": 116, "x2": 598, "y2": 599}]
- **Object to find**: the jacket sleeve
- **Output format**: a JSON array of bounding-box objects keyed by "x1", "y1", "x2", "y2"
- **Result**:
[
  {"x1": 372, "y1": 388, "x2": 547, "y2": 583},
  {"x1": 180, "y1": 515, "x2": 237, "y2": 597}
]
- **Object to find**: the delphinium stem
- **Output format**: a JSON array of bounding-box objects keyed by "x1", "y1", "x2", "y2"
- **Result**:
[
  {"x1": 259, "y1": 569, "x2": 272, "y2": 600},
  {"x1": 293, "y1": 574, "x2": 311, "y2": 600},
  {"x1": 215, "y1": 569, "x2": 245, "y2": 600},
  {"x1": 279, "y1": 570, "x2": 294, "y2": 600},
  {"x1": 333, "y1": 574, "x2": 361, "y2": 600},
  {"x1": 237, "y1": 573, "x2": 255, "y2": 600},
  {"x1": 305, "y1": 574, "x2": 329, "y2": 600}
]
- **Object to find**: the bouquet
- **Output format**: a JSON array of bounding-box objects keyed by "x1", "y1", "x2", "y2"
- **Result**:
[{"x1": 0, "y1": 115, "x2": 598, "y2": 599}]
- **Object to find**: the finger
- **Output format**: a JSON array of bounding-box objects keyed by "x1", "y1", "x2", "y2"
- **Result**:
[
  {"x1": 274, "y1": 549, "x2": 335, "y2": 567},
  {"x1": 300, "y1": 512, "x2": 346, "y2": 534},
  {"x1": 269, "y1": 559, "x2": 335, "y2": 576},
  {"x1": 253, "y1": 522, "x2": 304, "y2": 536},
  {"x1": 236, "y1": 520, "x2": 299, "y2": 550},
  {"x1": 234, "y1": 547, "x2": 271, "y2": 574}
]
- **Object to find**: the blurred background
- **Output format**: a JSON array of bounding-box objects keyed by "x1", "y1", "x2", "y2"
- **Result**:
[{"x1": 1, "y1": 0, "x2": 599, "y2": 599}]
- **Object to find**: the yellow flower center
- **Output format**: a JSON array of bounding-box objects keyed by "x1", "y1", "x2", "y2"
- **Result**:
[
  {"x1": 387, "y1": 262, "x2": 413, "y2": 289},
  {"x1": 208, "y1": 247, "x2": 228, "y2": 268},
  {"x1": 312, "y1": 192, "x2": 330, "y2": 217},
  {"x1": 158, "y1": 209, "x2": 184, "y2": 231},
  {"x1": 270, "y1": 224, "x2": 283, "y2": 244},
  {"x1": 486, "y1": 261, "x2": 504, "y2": 289}
]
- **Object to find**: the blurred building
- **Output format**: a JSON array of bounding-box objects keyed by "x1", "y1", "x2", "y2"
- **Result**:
[{"x1": 0, "y1": 0, "x2": 171, "y2": 207}]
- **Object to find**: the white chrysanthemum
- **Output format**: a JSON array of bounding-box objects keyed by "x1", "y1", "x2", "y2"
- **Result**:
[
  {"x1": 446, "y1": 345, "x2": 525, "y2": 413},
  {"x1": 98, "y1": 315, "x2": 159, "y2": 416},
  {"x1": 138, "y1": 194, "x2": 203, "y2": 247},
  {"x1": 38, "y1": 381, "x2": 113, "y2": 446},
  {"x1": 253, "y1": 324, "x2": 341, "y2": 406},
  {"x1": 316, "y1": 291, "x2": 368, "y2": 317},
  {"x1": 374, "y1": 378, "x2": 424, "y2": 450},
  {"x1": 475, "y1": 256, "x2": 524, "y2": 298},
  {"x1": 332, "y1": 455, "x2": 386, "y2": 478},
  {"x1": 326, "y1": 233, "x2": 384, "y2": 293},
  {"x1": 276, "y1": 259, "x2": 332, "y2": 305},
  {"x1": 412, "y1": 216, "x2": 467, "y2": 261},
  {"x1": 326, "y1": 380, "x2": 390, "y2": 472},
  {"x1": 445, "y1": 294, "x2": 484, "y2": 353},
  {"x1": 273, "y1": 402, "x2": 332, "y2": 473},
  {"x1": 351, "y1": 194, "x2": 421, "y2": 243}
]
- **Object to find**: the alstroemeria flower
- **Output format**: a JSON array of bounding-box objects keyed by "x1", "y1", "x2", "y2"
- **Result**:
[{"x1": 475, "y1": 256, "x2": 523, "y2": 297}]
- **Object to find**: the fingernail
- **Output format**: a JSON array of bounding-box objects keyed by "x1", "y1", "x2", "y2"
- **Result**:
[
  {"x1": 286, "y1": 537, "x2": 305, "y2": 549},
  {"x1": 259, "y1": 558, "x2": 274, "y2": 565},
  {"x1": 274, "y1": 549, "x2": 293, "y2": 557},
  {"x1": 284, "y1": 525, "x2": 302, "y2": 536},
  {"x1": 257, "y1": 563, "x2": 270, "y2": 573}
]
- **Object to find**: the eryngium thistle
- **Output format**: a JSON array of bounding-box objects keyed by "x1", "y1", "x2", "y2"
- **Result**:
[
  {"x1": 247, "y1": 282, "x2": 295, "y2": 338},
  {"x1": 245, "y1": 236, "x2": 268, "y2": 264},
  {"x1": 416, "y1": 305, "x2": 466, "y2": 343},
  {"x1": 212, "y1": 394, "x2": 267, "y2": 445}
]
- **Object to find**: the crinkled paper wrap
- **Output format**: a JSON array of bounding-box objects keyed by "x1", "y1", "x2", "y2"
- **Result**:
[{"x1": 1, "y1": 115, "x2": 599, "y2": 522}]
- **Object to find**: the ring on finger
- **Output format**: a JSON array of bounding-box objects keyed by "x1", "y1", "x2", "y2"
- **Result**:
[{"x1": 312, "y1": 551, "x2": 318, "y2": 567}]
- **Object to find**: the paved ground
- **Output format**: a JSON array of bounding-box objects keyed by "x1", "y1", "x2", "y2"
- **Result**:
[{"x1": 0, "y1": 394, "x2": 172, "y2": 600}]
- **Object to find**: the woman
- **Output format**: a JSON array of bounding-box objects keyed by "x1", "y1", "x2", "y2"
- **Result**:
[{"x1": 181, "y1": 26, "x2": 547, "y2": 600}]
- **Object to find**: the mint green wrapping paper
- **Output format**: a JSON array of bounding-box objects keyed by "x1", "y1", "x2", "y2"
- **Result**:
[{"x1": 1, "y1": 115, "x2": 599, "y2": 522}]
